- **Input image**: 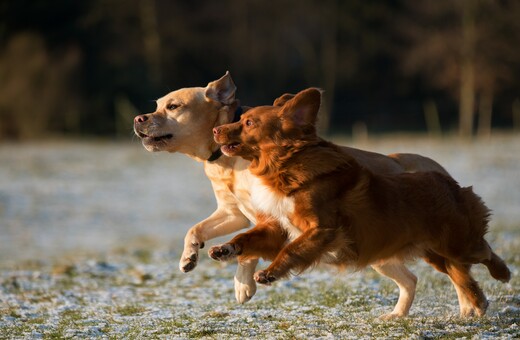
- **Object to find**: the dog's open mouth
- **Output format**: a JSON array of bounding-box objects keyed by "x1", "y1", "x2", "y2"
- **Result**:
[
  {"x1": 221, "y1": 142, "x2": 241, "y2": 155},
  {"x1": 137, "y1": 131, "x2": 173, "y2": 142}
]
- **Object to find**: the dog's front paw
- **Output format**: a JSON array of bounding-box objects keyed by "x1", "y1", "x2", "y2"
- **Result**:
[
  {"x1": 179, "y1": 252, "x2": 198, "y2": 273},
  {"x1": 254, "y1": 270, "x2": 277, "y2": 285},
  {"x1": 179, "y1": 242, "x2": 204, "y2": 273},
  {"x1": 208, "y1": 243, "x2": 240, "y2": 261}
]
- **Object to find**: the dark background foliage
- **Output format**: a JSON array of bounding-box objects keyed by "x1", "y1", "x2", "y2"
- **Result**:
[{"x1": 1, "y1": 0, "x2": 519, "y2": 139}]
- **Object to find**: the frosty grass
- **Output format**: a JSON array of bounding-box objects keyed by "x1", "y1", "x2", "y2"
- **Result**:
[{"x1": 0, "y1": 135, "x2": 519, "y2": 338}]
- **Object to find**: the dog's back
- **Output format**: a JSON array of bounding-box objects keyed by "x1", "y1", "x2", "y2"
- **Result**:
[
  {"x1": 332, "y1": 163, "x2": 509, "y2": 280},
  {"x1": 374, "y1": 170, "x2": 490, "y2": 240}
]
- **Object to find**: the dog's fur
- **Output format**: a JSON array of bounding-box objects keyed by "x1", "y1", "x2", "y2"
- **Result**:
[
  {"x1": 134, "y1": 73, "x2": 461, "y2": 316},
  {"x1": 210, "y1": 88, "x2": 511, "y2": 318}
]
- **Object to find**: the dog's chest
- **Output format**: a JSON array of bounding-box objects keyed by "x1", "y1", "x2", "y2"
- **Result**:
[{"x1": 250, "y1": 177, "x2": 301, "y2": 240}]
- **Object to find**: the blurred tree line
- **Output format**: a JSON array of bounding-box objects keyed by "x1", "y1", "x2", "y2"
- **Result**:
[{"x1": 0, "y1": 0, "x2": 519, "y2": 140}]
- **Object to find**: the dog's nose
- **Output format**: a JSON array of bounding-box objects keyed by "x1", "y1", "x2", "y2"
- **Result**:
[
  {"x1": 213, "y1": 127, "x2": 221, "y2": 135},
  {"x1": 134, "y1": 115, "x2": 148, "y2": 124}
]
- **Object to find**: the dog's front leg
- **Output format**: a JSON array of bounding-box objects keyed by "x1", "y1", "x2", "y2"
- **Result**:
[
  {"x1": 180, "y1": 209, "x2": 249, "y2": 272},
  {"x1": 209, "y1": 219, "x2": 287, "y2": 262},
  {"x1": 254, "y1": 227, "x2": 336, "y2": 284},
  {"x1": 208, "y1": 219, "x2": 286, "y2": 303}
]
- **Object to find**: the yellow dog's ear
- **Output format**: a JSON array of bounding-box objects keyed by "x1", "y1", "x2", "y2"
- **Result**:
[
  {"x1": 280, "y1": 88, "x2": 322, "y2": 127},
  {"x1": 205, "y1": 71, "x2": 237, "y2": 105}
]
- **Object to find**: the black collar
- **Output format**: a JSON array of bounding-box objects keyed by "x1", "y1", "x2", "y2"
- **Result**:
[{"x1": 207, "y1": 106, "x2": 243, "y2": 162}]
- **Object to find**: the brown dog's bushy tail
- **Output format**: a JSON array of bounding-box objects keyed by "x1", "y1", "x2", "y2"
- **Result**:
[
  {"x1": 459, "y1": 185, "x2": 511, "y2": 283},
  {"x1": 482, "y1": 243, "x2": 512, "y2": 283}
]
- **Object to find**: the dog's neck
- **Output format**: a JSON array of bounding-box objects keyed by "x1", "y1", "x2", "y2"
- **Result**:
[
  {"x1": 250, "y1": 138, "x2": 358, "y2": 196},
  {"x1": 207, "y1": 104, "x2": 244, "y2": 163}
]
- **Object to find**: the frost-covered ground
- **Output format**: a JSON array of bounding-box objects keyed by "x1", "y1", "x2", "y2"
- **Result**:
[{"x1": 0, "y1": 135, "x2": 519, "y2": 338}]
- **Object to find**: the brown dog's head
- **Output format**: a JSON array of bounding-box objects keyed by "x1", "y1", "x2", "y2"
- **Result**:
[
  {"x1": 213, "y1": 88, "x2": 321, "y2": 160},
  {"x1": 133, "y1": 72, "x2": 238, "y2": 161}
]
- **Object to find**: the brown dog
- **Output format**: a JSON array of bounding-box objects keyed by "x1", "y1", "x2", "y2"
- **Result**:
[
  {"x1": 210, "y1": 88, "x2": 511, "y2": 318},
  {"x1": 134, "y1": 73, "x2": 454, "y2": 311}
]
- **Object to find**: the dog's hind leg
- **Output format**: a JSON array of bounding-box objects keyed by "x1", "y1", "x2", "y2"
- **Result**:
[
  {"x1": 448, "y1": 239, "x2": 510, "y2": 283},
  {"x1": 445, "y1": 260, "x2": 488, "y2": 317},
  {"x1": 372, "y1": 262, "x2": 417, "y2": 320},
  {"x1": 423, "y1": 251, "x2": 475, "y2": 317},
  {"x1": 436, "y1": 240, "x2": 510, "y2": 315},
  {"x1": 423, "y1": 250, "x2": 447, "y2": 274}
]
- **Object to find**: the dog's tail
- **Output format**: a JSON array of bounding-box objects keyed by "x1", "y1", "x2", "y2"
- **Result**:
[
  {"x1": 459, "y1": 185, "x2": 511, "y2": 283},
  {"x1": 482, "y1": 242, "x2": 511, "y2": 283}
]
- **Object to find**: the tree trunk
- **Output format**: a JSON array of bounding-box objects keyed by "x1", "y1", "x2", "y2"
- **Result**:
[
  {"x1": 317, "y1": 0, "x2": 338, "y2": 136},
  {"x1": 459, "y1": 0, "x2": 476, "y2": 138},
  {"x1": 477, "y1": 91, "x2": 493, "y2": 138},
  {"x1": 459, "y1": 62, "x2": 475, "y2": 137},
  {"x1": 140, "y1": 0, "x2": 161, "y2": 86},
  {"x1": 424, "y1": 99, "x2": 442, "y2": 137},
  {"x1": 513, "y1": 98, "x2": 520, "y2": 131}
]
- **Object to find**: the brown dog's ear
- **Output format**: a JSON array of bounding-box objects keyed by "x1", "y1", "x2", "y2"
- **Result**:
[
  {"x1": 205, "y1": 71, "x2": 237, "y2": 105},
  {"x1": 273, "y1": 93, "x2": 295, "y2": 106},
  {"x1": 280, "y1": 88, "x2": 321, "y2": 127}
]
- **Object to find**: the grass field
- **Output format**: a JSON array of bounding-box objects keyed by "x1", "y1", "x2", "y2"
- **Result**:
[{"x1": 0, "y1": 135, "x2": 519, "y2": 338}]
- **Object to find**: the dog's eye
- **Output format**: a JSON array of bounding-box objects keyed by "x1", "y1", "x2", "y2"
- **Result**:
[
  {"x1": 245, "y1": 119, "x2": 253, "y2": 127},
  {"x1": 167, "y1": 104, "x2": 179, "y2": 111}
]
